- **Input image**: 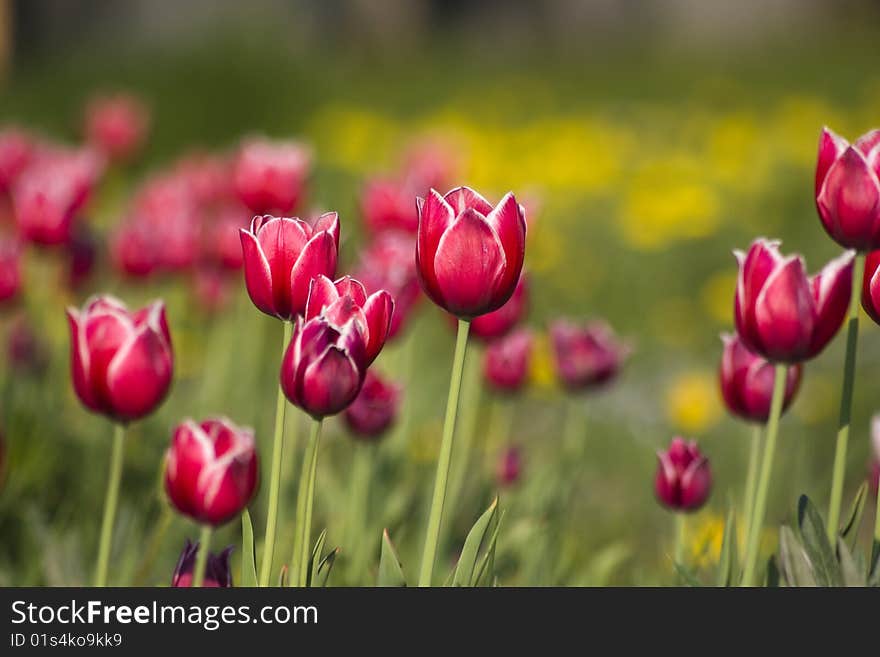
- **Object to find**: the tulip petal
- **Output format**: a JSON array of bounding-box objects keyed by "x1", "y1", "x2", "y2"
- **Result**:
[
  {"x1": 815, "y1": 127, "x2": 848, "y2": 196},
  {"x1": 289, "y1": 231, "x2": 338, "y2": 317},
  {"x1": 301, "y1": 346, "x2": 363, "y2": 417},
  {"x1": 240, "y1": 228, "x2": 276, "y2": 317},
  {"x1": 334, "y1": 276, "x2": 368, "y2": 307},
  {"x1": 361, "y1": 290, "x2": 393, "y2": 364},
  {"x1": 817, "y1": 147, "x2": 880, "y2": 248},
  {"x1": 443, "y1": 186, "x2": 493, "y2": 216},
  {"x1": 106, "y1": 324, "x2": 172, "y2": 420},
  {"x1": 484, "y1": 192, "x2": 526, "y2": 306},
  {"x1": 809, "y1": 250, "x2": 853, "y2": 355},
  {"x1": 416, "y1": 189, "x2": 454, "y2": 289},
  {"x1": 754, "y1": 256, "x2": 815, "y2": 361},
  {"x1": 865, "y1": 253, "x2": 880, "y2": 325},
  {"x1": 305, "y1": 274, "x2": 340, "y2": 320},
  {"x1": 855, "y1": 129, "x2": 880, "y2": 173},
  {"x1": 311, "y1": 211, "x2": 340, "y2": 247},
  {"x1": 66, "y1": 307, "x2": 101, "y2": 413},
  {"x1": 432, "y1": 209, "x2": 506, "y2": 317}
]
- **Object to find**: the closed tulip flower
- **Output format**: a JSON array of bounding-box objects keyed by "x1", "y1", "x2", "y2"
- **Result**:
[
  {"x1": 165, "y1": 418, "x2": 259, "y2": 526},
  {"x1": 304, "y1": 275, "x2": 393, "y2": 366},
  {"x1": 171, "y1": 540, "x2": 233, "y2": 588},
  {"x1": 483, "y1": 328, "x2": 533, "y2": 393},
  {"x1": 654, "y1": 437, "x2": 712, "y2": 512},
  {"x1": 719, "y1": 333, "x2": 802, "y2": 423},
  {"x1": 860, "y1": 249, "x2": 880, "y2": 325},
  {"x1": 239, "y1": 212, "x2": 339, "y2": 320},
  {"x1": 84, "y1": 94, "x2": 150, "y2": 164},
  {"x1": 416, "y1": 186, "x2": 526, "y2": 318},
  {"x1": 66, "y1": 296, "x2": 173, "y2": 422},
  {"x1": 344, "y1": 370, "x2": 401, "y2": 439},
  {"x1": 497, "y1": 446, "x2": 522, "y2": 487},
  {"x1": 469, "y1": 274, "x2": 528, "y2": 340},
  {"x1": 280, "y1": 315, "x2": 368, "y2": 419},
  {"x1": 734, "y1": 238, "x2": 853, "y2": 363},
  {"x1": 0, "y1": 237, "x2": 21, "y2": 303},
  {"x1": 361, "y1": 177, "x2": 420, "y2": 235},
  {"x1": 815, "y1": 127, "x2": 880, "y2": 251},
  {"x1": 234, "y1": 137, "x2": 311, "y2": 215},
  {"x1": 550, "y1": 319, "x2": 628, "y2": 391}
]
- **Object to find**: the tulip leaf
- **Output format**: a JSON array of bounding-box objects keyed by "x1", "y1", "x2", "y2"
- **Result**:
[
  {"x1": 452, "y1": 497, "x2": 499, "y2": 587},
  {"x1": 474, "y1": 509, "x2": 505, "y2": 587},
  {"x1": 240, "y1": 509, "x2": 257, "y2": 588},
  {"x1": 315, "y1": 548, "x2": 339, "y2": 587},
  {"x1": 840, "y1": 482, "x2": 868, "y2": 550},
  {"x1": 836, "y1": 539, "x2": 864, "y2": 587},
  {"x1": 377, "y1": 529, "x2": 406, "y2": 587},
  {"x1": 672, "y1": 562, "x2": 701, "y2": 587},
  {"x1": 779, "y1": 526, "x2": 816, "y2": 587},
  {"x1": 306, "y1": 529, "x2": 328, "y2": 588},
  {"x1": 796, "y1": 495, "x2": 841, "y2": 586},
  {"x1": 277, "y1": 564, "x2": 288, "y2": 588},
  {"x1": 716, "y1": 505, "x2": 738, "y2": 587},
  {"x1": 869, "y1": 540, "x2": 880, "y2": 586}
]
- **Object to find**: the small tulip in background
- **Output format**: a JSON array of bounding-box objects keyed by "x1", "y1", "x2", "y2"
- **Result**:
[
  {"x1": 497, "y1": 446, "x2": 522, "y2": 487},
  {"x1": 0, "y1": 128, "x2": 33, "y2": 195},
  {"x1": 171, "y1": 540, "x2": 233, "y2": 588},
  {"x1": 66, "y1": 295, "x2": 174, "y2": 586},
  {"x1": 468, "y1": 274, "x2": 528, "y2": 341},
  {"x1": 234, "y1": 137, "x2": 312, "y2": 215},
  {"x1": 549, "y1": 318, "x2": 628, "y2": 391},
  {"x1": 165, "y1": 418, "x2": 258, "y2": 587},
  {"x1": 84, "y1": 93, "x2": 150, "y2": 164},
  {"x1": 483, "y1": 328, "x2": 533, "y2": 394},
  {"x1": 344, "y1": 370, "x2": 401, "y2": 439},
  {"x1": 0, "y1": 236, "x2": 21, "y2": 304},
  {"x1": 7, "y1": 315, "x2": 48, "y2": 376},
  {"x1": 415, "y1": 185, "x2": 526, "y2": 587}
]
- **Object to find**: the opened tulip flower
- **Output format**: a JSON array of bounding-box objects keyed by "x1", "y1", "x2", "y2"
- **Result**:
[
  {"x1": 171, "y1": 540, "x2": 233, "y2": 588},
  {"x1": 234, "y1": 137, "x2": 311, "y2": 215},
  {"x1": 469, "y1": 274, "x2": 528, "y2": 340},
  {"x1": 416, "y1": 186, "x2": 526, "y2": 319},
  {"x1": 655, "y1": 438, "x2": 712, "y2": 512},
  {"x1": 550, "y1": 319, "x2": 628, "y2": 391},
  {"x1": 733, "y1": 239, "x2": 853, "y2": 363},
  {"x1": 344, "y1": 370, "x2": 401, "y2": 439},
  {"x1": 484, "y1": 328, "x2": 533, "y2": 393},
  {"x1": 239, "y1": 212, "x2": 339, "y2": 320},
  {"x1": 84, "y1": 93, "x2": 150, "y2": 164},
  {"x1": 815, "y1": 127, "x2": 880, "y2": 251},
  {"x1": 0, "y1": 237, "x2": 21, "y2": 303}
]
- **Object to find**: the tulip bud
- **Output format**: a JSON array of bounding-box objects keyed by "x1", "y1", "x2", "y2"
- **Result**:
[
  {"x1": 734, "y1": 238, "x2": 853, "y2": 363},
  {"x1": 0, "y1": 237, "x2": 22, "y2": 303},
  {"x1": 469, "y1": 274, "x2": 528, "y2": 341},
  {"x1": 239, "y1": 213, "x2": 339, "y2": 320},
  {"x1": 654, "y1": 437, "x2": 712, "y2": 512},
  {"x1": 84, "y1": 94, "x2": 150, "y2": 164},
  {"x1": 483, "y1": 328, "x2": 533, "y2": 393},
  {"x1": 110, "y1": 221, "x2": 159, "y2": 278},
  {"x1": 719, "y1": 333, "x2": 801, "y2": 423},
  {"x1": 233, "y1": 138, "x2": 311, "y2": 215},
  {"x1": 344, "y1": 370, "x2": 401, "y2": 439},
  {"x1": 416, "y1": 186, "x2": 526, "y2": 319},
  {"x1": 304, "y1": 275, "x2": 393, "y2": 366},
  {"x1": 171, "y1": 539, "x2": 233, "y2": 588},
  {"x1": 0, "y1": 128, "x2": 33, "y2": 194},
  {"x1": 165, "y1": 417, "x2": 259, "y2": 526},
  {"x1": 549, "y1": 319, "x2": 628, "y2": 391},
  {"x1": 815, "y1": 127, "x2": 880, "y2": 251},
  {"x1": 66, "y1": 296, "x2": 173, "y2": 422},
  {"x1": 497, "y1": 446, "x2": 522, "y2": 487},
  {"x1": 280, "y1": 315, "x2": 367, "y2": 419}
]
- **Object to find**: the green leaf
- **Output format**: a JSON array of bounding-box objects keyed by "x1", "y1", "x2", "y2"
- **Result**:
[
  {"x1": 778, "y1": 525, "x2": 816, "y2": 587},
  {"x1": 474, "y1": 509, "x2": 505, "y2": 587},
  {"x1": 836, "y1": 539, "x2": 864, "y2": 587},
  {"x1": 277, "y1": 564, "x2": 288, "y2": 587},
  {"x1": 869, "y1": 540, "x2": 880, "y2": 586},
  {"x1": 796, "y1": 495, "x2": 841, "y2": 586},
  {"x1": 377, "y1": 529, "x2": 406, "y2": 587},
  {"x1": 765, "y1": 555, "x2": 780, "y2": 588},
  {"x1": 240, "y1": 509, "x2": 257, "y2": 587},
  {"x1": 840, "y1": 482, "x2": 868, "y2": 551},
  {"x1": 315, "y1": 548, "x2": 339, "y2": 587},
  {"x1": 452, "y1": 497, "x2": 498, "y2": 587},
  {"x1": 673, "y1": 561, "x2": 702, "y2": 587},
  {"x1": 305, "y1": 529, "x2": 327, "y2": 588},
  {"x1": 716, "y1": 506, "x2": 738, "y2": 587}
]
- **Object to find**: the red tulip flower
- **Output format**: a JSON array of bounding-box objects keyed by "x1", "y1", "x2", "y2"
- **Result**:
[
  {"x1": 192, "y1": 266, "x2": 231, "y2": 314},
  {"x1": 110, "y1": 221, "x2": 159, "y2": 278},
  {"x1": 344, "y1": 370, "x2": 401, "y2": 439},
  {"x1": 165, "y1": 417, "x2": 259, "y2": 526},
  {"x1": 0, "y1": 128, "x2": 33, "y2": 194},
  {"x1": 208, "y1": 203, "x2": 249, "y2": 270},
  {"x1": 416, "y1": 186, "x2": 526, "y2": 319},
  {"x1": 815, "y1": 127, "x2": 880, "y2": 251},
  {"x1": 654, "y1": 437, "x2": 712, "y2": 512},
  {"x1": 550, "y1": 319, "x2": 628, "y2": 391},
  {"x1": 84, "y1": 94, "x2": 150, "y2": 164},
  {"x1": 734, "y1": 238, "x2": 853, "y2": 363},
  {"x1": 280, "y1": 315, "x2": 367, "y2": 419},
  {"x1": 239, "y1": 213, "x2": 339, "y2": 320},
  {"x1": 66, "y1": 296, "x2": 173, "y2": 422},
  {"x1": 497, "y1": 446, "x2": 522, "y2": 487},
  {"x1": 0, "y1": 236, "x2": 22, "y2": 303},
  {"x1": 719, "y1": 333, "x2": 802, "y2": 424},
  {"x1": 361, "y1": 177, "x2": 420, "y2": 235},
  {"x1": 469, "y1": 274, "x2": 528, "y2": 340},
  {"x1": 171, "y1": 539, "x2": 232, "y2": 588},
  {"x1": 304, "y1": 275, "x2": 393, "y2": 366},
  {"x1": 234, "y1": 138, "x2": 311, "y2": 215},
  {"x1": 860, "y1": 249, "x2": 880, "y2": 325},
  {"x1": 483, "y1": 328, "x2": 533, "y2": 393}
]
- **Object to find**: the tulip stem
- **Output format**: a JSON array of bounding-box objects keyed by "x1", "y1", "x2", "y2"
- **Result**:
[
  {"x1": 291, "y1": 418, "x2": 323, "y2": 587},
  {"x1": 344, "y1": 443, "x2": 373, "y2": 584},
  {"x1": 673, "y1": 513, "x2": 686, "y2": 566},
  {"x1": 742, "y1": 425, "x2": 762, "y2": 555},
  {"x1": 418, "y1": 318, "x2": 470, "y2": 587},
  {"x1": 259, "y1": 321, "x2": 292, "y2": 587},
  {"x1": 94, "y1": 423, "x2": 125, "y2": 587},
  {"x1": 741, "y1": 363, "x2": 786, "y2": 586},
  {"x1": 192, "y1": 525, "x2": 213, "y2": 588},
  {"x1": 827, "y1": 252, "x2": 864, "y2": 542}
]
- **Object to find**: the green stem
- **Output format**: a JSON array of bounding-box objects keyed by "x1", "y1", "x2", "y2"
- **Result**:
[
  {"x1": 345, "y1": 444, "x2": 373, "y2": 583},
  {"x1": 291, "y1": 418, "x2": 323, "y2": 587},
  {"x1": 742, "y1": 425, "x2": 762, "y2": 554},
  {"x1": 192, "y1": 525, "x2": 213, "y2": 588},
  {"x1": 94, "y1": 423, "x2": 125, "y2": 587},
  {"x1": 741, "y1": 363, "x2": 787, "y2": 586},
  {"x1": 258, "y1": 321, "x2": 292, "y2": 587},
  {"x1": 673, "y1": 513, "x2": 686, "y2": 566},
  {"x1": 827, "y1": 252, "x2": 864, "y2": 542},
  {"x1": 418, "y1": 319, "x2": 470, "y2": 587},
  {"x1": 131, "y1": 504, "x2": 174, "y2": 586}
]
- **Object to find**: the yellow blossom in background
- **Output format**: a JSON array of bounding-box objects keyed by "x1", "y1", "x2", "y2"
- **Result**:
[
  {"x1": 700, "y1": 270, "x2": 737, "y2": 325},
  {"x1": 306, "y1": 105, "x2": 402, "y2": 173},
  {"x1": 705, "y1": 112, "x2": 774, "y2": 194},
  {"x1": 666, "y1": 369, "x2": 722, "y2": 434},
  {"x1": 529, "y1": 332, "x2": 557, "y2": 392},
  {"x1": 685, "y1": 512, "x2": 724, "y2": 568},
  {"x1": 770, "y1": 96, "x2": 845, "y2": 168},
  {"x1": 651, "y1": 297, "x2": 702, "y2": 349}
]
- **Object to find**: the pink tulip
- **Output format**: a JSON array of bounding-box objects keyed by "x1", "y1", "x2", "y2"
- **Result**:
[
  {"x1": 483, "y1": 328, "x2": 533, "y2": 393},
  {"x1": 549, "y1": 319, "x2": 628, "y2": 391},
  {"x1": 497, "y1": 446, "x2": 522, "y2": 487},
  {"x1": 233, "y1": 137, "x2": 311, "y2": 215},
  {"x1": 469, "y1": 274, "x2": 528, "y2": 341},
  {"x1": 0, "y1": 128, "x2": 33, "y2": 194},
  {"x1": 0, "y1": 236, "x2": 22, "y2": 303},
  {"x1": 654, "y1": 437, "x2": 712, "y2": 512},
  {"x1": 84, "y1": 93, "x2": 150, "y2": 163},
  {"x1": 171, "y1": 539, "x2": 232, "y2": 588},
  {"x1": 344, "y1": 370, "x2": 401, "y2": 439},
  {"x1": 361, "y1": 177, "x2": 420, "y2": 235}
]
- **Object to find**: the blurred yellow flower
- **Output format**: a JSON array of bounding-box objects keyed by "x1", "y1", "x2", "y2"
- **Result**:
[
  {"x1": 686, "y1": 512, "x2": 724, "y2": 568},
  {"x1": 529, "y1": 333, "x2": 557, "y2": 392},
  {"x1": 666, "y1": 370, "x2": 722, "y2": 434},
  {"x1": 700, "y1": 270, "x2": 737, "y2": 325}
]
